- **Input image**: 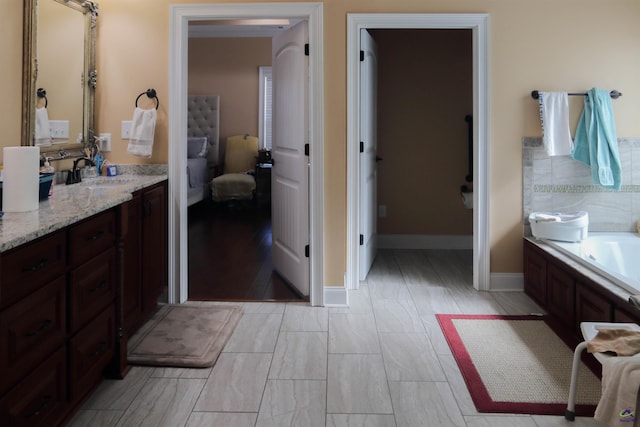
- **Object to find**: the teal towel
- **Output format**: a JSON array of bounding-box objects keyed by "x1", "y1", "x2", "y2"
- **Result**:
[{"x1": 571, "y1": 88, "x2": 621, "y2": 190}]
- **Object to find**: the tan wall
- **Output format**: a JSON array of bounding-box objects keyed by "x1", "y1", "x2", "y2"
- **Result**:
[
  {"x1": 373, "y1": 29, "x2": 473, "y2": 236},
  {"x1": 188, "y1": 37, "x2": 272, "y2": 151},
  {"x1": 4, "y1": 0, "x2": 640, "y2": 285}
]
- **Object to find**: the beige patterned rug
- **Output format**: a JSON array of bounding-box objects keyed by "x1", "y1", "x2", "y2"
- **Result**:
[
  {"x1": 437, "y1": 314, "x2": 602, "y2": 416},
  {"x1": 128, "y1": 304, "x2": 243, "y2": 368}
]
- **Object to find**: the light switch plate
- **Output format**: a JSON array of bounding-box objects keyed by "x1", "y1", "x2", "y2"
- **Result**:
[
  {"x1": 121, "y1": 121, "x2": 132, "y2": 139},
  {"x1": 49, "y1": 120, "x2": 69, "y2": 139}
]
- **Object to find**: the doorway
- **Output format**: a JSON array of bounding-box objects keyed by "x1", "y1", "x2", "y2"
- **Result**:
[
  {"x1": 346, "y1": 13, "x2": 490, "y2": 291},
  {"x1": 168, "y1": 3, "x2": 325, "y2": 306}
]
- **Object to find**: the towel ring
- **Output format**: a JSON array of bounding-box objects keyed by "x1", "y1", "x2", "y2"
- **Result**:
[
  {"x1": 135, "y1": 88, "x2": 160, "y2": 110},
  {"x1": 37, "y1": 87, "x2": 48, "y2": 108}
]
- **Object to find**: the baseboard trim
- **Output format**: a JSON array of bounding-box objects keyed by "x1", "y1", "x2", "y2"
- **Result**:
[
  {"x1": 490, "y1": 273, "x2": 523, "y2": 291},
  {"x1": 378, "y1": 234, "x2": 473, "y2": 250},
  {"x1": 324, "y1": 286, "x2": 348, "y2": 306}
]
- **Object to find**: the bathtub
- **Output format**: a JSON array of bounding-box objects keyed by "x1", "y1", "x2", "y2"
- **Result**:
[{"x1": 542, "y1": 232, "x2": 640, "y2": 294}]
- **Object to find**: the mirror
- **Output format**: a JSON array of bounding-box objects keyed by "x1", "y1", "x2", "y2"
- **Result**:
[{"x1": 22, "y1": 0, "x2": 98, "y2": 154}]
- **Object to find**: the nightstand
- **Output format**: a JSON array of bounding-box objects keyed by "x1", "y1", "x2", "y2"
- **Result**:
[{"x1": 255, "y1": 163, "x2": 272, "y2": 207}]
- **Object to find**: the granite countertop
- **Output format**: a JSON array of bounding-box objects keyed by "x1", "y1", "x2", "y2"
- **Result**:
[{"x1": 0, "y1": 173, "x2": 167, "y2": 253}]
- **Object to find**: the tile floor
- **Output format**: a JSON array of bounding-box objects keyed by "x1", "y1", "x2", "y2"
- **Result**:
[{"x1": 67, "y1": 249, "x2": 605, "y2": 426}]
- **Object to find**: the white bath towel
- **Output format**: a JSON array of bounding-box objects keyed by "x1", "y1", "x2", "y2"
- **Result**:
[
  {"x1": 594, "y1": 355, "x2": 640, "y2": 426},
  {"x1": 127, "y1": 107, "x2": 157, "y2": 158},
  {"x1": 538, "y1": 92, "x2": 573, "y2": 156},
  {"x1": 34, "y1": 107, "x2": 52, "y2": 147}
]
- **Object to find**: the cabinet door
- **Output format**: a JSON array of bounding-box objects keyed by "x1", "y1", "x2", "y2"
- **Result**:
[
  {"x1": 576, "y1": 283, "x2": 613, "y2": 333},
  {"x1": 69, "y1": 306, "x2": 115, "y2": 402},
  {"x1": 523, "y1": 241, "x2": 547, "y2": 307},
  {"x1": 69, "y1": 248, "x2": 116, "y2": 333},
  {"x1": 0, "y1": 277, "x2": 66, "y2": 395},
  {"x1": 141, "y1": 182, "x2": 167, "y2": 315},
  {"x1": 121, "y1": 194, "x2": 143, "y2": 336},
  {"x1": 0, "y1": 347, "x2": 67, "y2": 427},
  {"x1": 547, "y1": 262, "x2": 575, "y2": 326}
]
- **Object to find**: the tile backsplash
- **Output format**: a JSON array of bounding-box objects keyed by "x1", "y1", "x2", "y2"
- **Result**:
[{"x1": 522, "y1": 137, "x2": 640, "y2": 234}]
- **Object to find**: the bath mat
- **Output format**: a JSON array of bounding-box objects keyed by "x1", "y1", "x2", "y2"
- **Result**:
[
  {"x1": 128, "y1": 304, "x2": 243, "y2": 368},
  {"x1": 437, "y1": 314, "x2": 601, "y2": 416}
]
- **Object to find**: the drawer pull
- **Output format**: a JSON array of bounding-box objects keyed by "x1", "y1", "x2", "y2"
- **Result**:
[
  {"x1": 25, "y1": 394, "x2": 52, "y2": 419},
  {"x1": 89, "y1": 280, "x2": 108, "y2": 293},
  {"x1": 22, "y1": 257, "x2": 48, "y2": 273},
  {"x1": 90, "y1": 341, "x2": 108, "y2": 358},
  {"x1": 87, "y1": 230, "x2": 105, "y2": 241},
  {"x1": 25, "y1": 319, "x2": 53, "y2": 337}
]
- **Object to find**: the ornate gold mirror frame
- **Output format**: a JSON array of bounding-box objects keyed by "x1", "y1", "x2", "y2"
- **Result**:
[{"x1": 21, "y1": 0, "x2": 98, "y2": 154}]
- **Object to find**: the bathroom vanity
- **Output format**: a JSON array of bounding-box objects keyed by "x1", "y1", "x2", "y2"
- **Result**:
[{"x1": 0, "y1": 174, "x2": 167, "y2": 426}]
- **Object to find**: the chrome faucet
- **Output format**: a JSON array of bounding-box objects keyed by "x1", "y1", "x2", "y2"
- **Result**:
[{"x1": 66, "y1": 157, "x2": 96, "y2": 185}]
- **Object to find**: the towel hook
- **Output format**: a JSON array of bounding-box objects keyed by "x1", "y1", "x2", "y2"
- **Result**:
[
  {"x1": 37, "y1": 87, "x2": 48, "y2": 108},
  {"x1": 135, "y1": 88, "x2": 160, "y2": 110}
]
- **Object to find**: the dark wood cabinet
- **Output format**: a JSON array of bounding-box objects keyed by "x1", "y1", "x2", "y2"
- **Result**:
[
  {"x1": 524, "y1": 238, "x2": 640, "y2": 341},
  {"x1": 141, "y1": 182, "x2": 167, "y2": 317},
  {"x1": 120, "y1": 181, "x2": 167, "y2": 338}
]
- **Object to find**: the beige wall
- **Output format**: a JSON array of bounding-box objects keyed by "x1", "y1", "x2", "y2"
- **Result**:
[
  {"x1": 4, "y1": 0, "x2": 640, "y2": 286},
  {"x1": 373, "y1": 29, "x2": 473, "y2": 235},
  {"x1": 188, "y1": 37, "x2": 272, "y2": 150}
]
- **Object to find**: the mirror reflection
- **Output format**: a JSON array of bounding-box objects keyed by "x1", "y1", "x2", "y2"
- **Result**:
[
  {"x1": 22, "y1": 0, "x2": 98, "y2": 153},
  {"x1": 35, "y1": 0, "x2": 85, "y2": 146}
]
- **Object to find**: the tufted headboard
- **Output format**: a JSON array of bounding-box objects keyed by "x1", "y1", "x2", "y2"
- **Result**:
[{"x1": 187, "y1": 95, "x2": 220, "y2": 165}]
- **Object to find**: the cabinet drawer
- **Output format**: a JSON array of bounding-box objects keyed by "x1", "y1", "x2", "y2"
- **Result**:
[
  {"x1": 0, "y1": 231, "x2": 66, "y2": 310},
  {"x1": 69, "y1": 248, "x2": 116, "y2": 333},
  {"x1": 69, "y1": 306, "x2": 115, "y2": 402},
  {"x1": 0, "y1": 347, "x2": 67, "y2": 427},
  {"x1": 0, "y1": 277, "x2": 66, "y2": 395},
  {"x1": 69, "y1": 209, "x2": 116, "y2": 267}
]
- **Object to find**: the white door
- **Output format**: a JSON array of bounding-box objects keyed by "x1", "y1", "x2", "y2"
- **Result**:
[
  {"x1": 271, "y1": 21, "x2": 310, "y2": 296},
  {"x1": 359, "y1": 29, "x2": 378, "y2": 281}
]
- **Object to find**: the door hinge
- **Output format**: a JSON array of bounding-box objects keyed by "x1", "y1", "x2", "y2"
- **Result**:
[
  {"x1": 359, "y1": 141, "x2": 364, "y2": 153},
  {"x1": 359, "y1": 234, "x2": 364, "y2": 245},
  {"x1": 305, "y1": 43, "x2": 309, "y2": 56},
  {"x1": 305, "y1": 143, "x2": 310, "y2": 156},
  {"x1": 305, "y1": 244, "x2": 310, "y2": 257},
  {"x1": 360, "y1": 50, "x2": 365, "y2": 62}
]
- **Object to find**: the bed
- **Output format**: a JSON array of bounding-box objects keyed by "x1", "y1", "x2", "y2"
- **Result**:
[{"x1": 186, "y1": 95, "x2": 220, "y2": 206}]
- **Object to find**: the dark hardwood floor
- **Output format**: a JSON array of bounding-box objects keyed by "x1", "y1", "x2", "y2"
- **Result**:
[{"x1": 187, "y1": 200, "x2": 307, "y2": 302}]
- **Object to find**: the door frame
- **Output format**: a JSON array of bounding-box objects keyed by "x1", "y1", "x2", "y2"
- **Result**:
[
  {"x1": 346, "y1": 14, "x2": 491, "y2": 291},
  {"x1": 168, "y1": 3, "x2": 325, "y2": 306}
]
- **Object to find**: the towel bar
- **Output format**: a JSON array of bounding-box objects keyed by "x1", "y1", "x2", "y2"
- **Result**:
[
  {"x1": 531, "y1": 90, "x2": 622, "y2": 100},
  {"x1": 135, "y1": 88, "x2": 160, "y2": 110}
]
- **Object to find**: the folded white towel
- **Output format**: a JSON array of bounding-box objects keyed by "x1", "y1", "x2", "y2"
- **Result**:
[
  {"x1": 538, "y1": 92, "x2": 573, "y2": 156},
  {"x1": 127, "y1": 107, "x2": 157, "y2": 158},
  {"x1": 34, "y1": 107, "x2": 52, "y2": 147}
]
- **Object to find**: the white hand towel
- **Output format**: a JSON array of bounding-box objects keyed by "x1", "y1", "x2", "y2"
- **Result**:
[
  {"x1": 538, "y1": 92, "x2": 573, "y2": 156},
  {"x1": 127, "y1": 107, "x2": 157, "y2": 158},
  {"x1": 34, "y1": 107, "x2": 52, "y2": 147}
]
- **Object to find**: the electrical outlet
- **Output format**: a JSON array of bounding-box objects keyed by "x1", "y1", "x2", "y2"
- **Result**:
[
  {"x1": 99, "y1": 133, "x2": 112, "y2": 151},
  {"x1": 121, "y1": 121, "x2": 132, "y2": 139},
  {"x1": 49, "y1": 120, "x2": 69, "y2": 139}
]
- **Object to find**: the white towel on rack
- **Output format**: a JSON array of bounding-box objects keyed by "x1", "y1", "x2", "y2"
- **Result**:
[
  {"x1": 34, "y1": 107, "x2": 52, "y2": 147},
  {"x1": 538, "y1": 92, "x2": 573, "y2": 156},
  {"x1": 127, "y1": 107, "x2": 157, "y2": 158}
]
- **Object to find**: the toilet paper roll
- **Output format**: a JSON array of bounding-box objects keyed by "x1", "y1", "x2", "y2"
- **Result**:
[
  {"x1": 461, "y1": 191, "x2": 473, "y2": 210},
  {"x1": 3, "y1": 146, "x2": 40, "y2": 212}
]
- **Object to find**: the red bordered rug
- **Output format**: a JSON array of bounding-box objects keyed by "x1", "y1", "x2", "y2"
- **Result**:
[{"x1": 436, "y1": 314, "x2": 601, "y2": 416}]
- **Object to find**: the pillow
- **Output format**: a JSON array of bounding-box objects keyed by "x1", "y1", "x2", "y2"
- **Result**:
[{"x1": 187, "y1": 136, "x2": 209, "y2": 158}]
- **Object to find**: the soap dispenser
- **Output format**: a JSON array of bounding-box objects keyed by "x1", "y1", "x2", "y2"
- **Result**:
[{"x1": 40, "y1": 157, "x2": 55, "y2": 196}]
